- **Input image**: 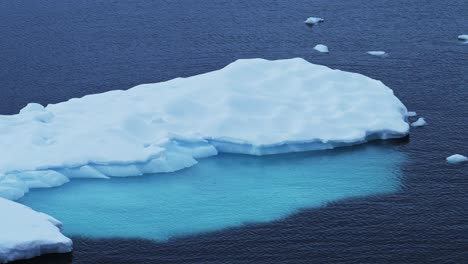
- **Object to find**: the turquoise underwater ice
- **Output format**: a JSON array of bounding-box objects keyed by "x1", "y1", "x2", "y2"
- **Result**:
[{"x1": 19, "y1": 143, "x2": 404, "y2": 241}]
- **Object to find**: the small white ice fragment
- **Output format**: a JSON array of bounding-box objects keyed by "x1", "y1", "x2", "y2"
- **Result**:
[
  {"x1": 314, "y1": 44, "x2": 329, "y2": 53},
  {"x1": 367, "y1": 51, "x2": 388, "y2": 57},
  {"x1": 407, "y1": 111, "x2": 417, "y2": 117},
  {"x1": 304, "y1": 17, "x2": 324, "y2": 25},
  {"x1": 458, "y1": 34, "x2": 468, "y2": 42},
  {"x1": 446, "y1": 154, "x2": 468, "y2": 164},
  {"x1": 411, "y1": 117, "x2": 427, "y2": 127}
]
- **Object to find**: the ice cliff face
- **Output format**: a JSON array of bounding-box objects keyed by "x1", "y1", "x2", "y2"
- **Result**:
[{"x1": 0, "y1": 58, "x2": 409, "y2": 201}]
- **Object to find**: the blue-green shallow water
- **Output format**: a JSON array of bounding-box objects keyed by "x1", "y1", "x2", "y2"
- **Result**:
[{"x1": 20, "y1": 143, "x2": 403, "y2": 241}]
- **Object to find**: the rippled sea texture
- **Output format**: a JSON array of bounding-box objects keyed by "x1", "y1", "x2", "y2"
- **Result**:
[{"x1": 2, "y1": 0, "x2": 467, "y2": 263}]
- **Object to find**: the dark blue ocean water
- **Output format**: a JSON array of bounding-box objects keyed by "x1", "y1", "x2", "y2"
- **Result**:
[{"x1": 2, "y1": 0, "x2": 467, "y2": 263}]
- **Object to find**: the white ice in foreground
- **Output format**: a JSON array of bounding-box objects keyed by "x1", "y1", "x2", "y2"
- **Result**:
[
  {"x1": 0, "y1": 198, "x2": 72, "y2": 263},
  {"x1": 304, "y1": 17, "x2": 324, "y2": 25},
  {"x1": 458, "y1": 35, "x2": 468, "y2": 42},
  {"x1": 411, "y1": 117, "x2": 427, "y2": 127},
  {"x1": 446, "y1": 154, "x2": 468, "y2": 164},
  {"x1": 0, "y1": 58, "x2": 410, "y2": 201},
  {"x1": 314, "y1": 44, "x2": 329, "y2": 53},
  {"x1": 367, "y1": 51, "x2": 388, "y2": 57}
]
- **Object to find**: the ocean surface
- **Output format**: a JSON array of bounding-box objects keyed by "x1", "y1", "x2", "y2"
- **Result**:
[{"x1": 1, "y1": 0, "x2": 467, "y2": 263}]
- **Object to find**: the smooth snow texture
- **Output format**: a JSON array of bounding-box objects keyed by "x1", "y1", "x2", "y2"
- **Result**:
[
  {"x1": 367, "y1": 51, "x2": 388, "y2": 57},
  {"x1": 458, "y1": 35, "x2": 468, "y2": 42},
  {"x1": 20, "y1": 144, "x2": 404, "y2": 241},
  {"x1": 314, "y1": 44, "x2": 329, "y2": 53},
  {"x1": 0, "y1": 198, "x2": 72, "y2": 263},
  {"x1": 446, "y1": 154, "x2": 468, "y2": 164},
  {"x1": 0, "y1": 58, "x2": 409, "y2": 200},
  {"x1": 411, "y1": 117, "x2": 427, "y2": 127},
  {"x1": 304, "y1": 17, "x2": 324, "y2": 25}
]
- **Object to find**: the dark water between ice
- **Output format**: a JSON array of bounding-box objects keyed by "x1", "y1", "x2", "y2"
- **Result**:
[{"x1": 1, "y1": 0, "x2": 467, "y2": 263}]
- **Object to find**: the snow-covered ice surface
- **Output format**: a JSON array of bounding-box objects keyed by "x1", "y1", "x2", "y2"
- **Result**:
[
  {"x1": 0, "y1": 58, "x2": 409, "y2": 200},
  {"x1": 314, "y1": 44, "x2": 329, "y2": 53},
  {"x1": 458, "y1": 34, "x2": 468, "y2": 42},
  {"x1": 411, "y1": 117, "x2": 427, "y2": 127},
  {"x1": 367, "y1": 51, "x2": 388, "y2": 57},
  {"x1": 304, "y1": 17, "x2": 324, "y2": 25},
  {"x1": 446, "y1": 154, "x2": 468, "y2": 164},
  {"x1": 20, "y1": 144, "x2": 405, "y2": 241},
  {"x1": 0, "y1": 198, "x2": 72, "y2": 263}
]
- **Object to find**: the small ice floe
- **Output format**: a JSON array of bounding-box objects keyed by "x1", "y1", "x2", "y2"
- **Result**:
[
  {"x1": 411, "y1": 117, "x2": 427, "y2": 127},
  {"x1": 406, "y1": 111, "x2": 417, "y2": 117},
  {"x1": 314, "y1": 44, "x2": 329, "y2": 53},
  {"x1": 458, "y1": 34, "x2": 468, "y2": 42},
  {"x1": 304, "y1": 17, "x2": 324, "y2": 25},
  {"x1": 446, "y1": 154, "x2": 468, "y2": 164},
  {"x1": 367, "y1": 51, "x2": 388, "y2": 57}
]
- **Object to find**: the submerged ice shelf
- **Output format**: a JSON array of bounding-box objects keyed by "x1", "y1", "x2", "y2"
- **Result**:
[
  {"x1": 0, "y1": 58, "x2": 409, "y2": 200},
  {"x1": 20, "y1": 144, "x2": 405, "y2": 241}
]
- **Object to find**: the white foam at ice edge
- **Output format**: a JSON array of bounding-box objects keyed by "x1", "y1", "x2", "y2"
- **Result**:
[
  {"x1": 411, "y1": 117, "x2": 427, "y2": 127},
  {"x1": 304, "y1": 17, "x2": 324, "y2": 25},
  {"x1": 0, "y1": 58, "x2": 410, "y2": 200},
  {"x1": 446, "y1": 154, "x2": 468, "y2": 164},
  {"x1": 0, "y1": 197, "x2": 72, "y2": 263},
  {"x1": 314, "y1": 44, "x2": 329, "y2": 53}
]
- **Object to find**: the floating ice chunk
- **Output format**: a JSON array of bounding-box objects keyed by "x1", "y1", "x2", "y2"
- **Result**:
[
  {"x1": 458, "y1": 34, "x2": 468, "y2": 42},
  {"x1": 446, "y1": 154, "x2": 468, "y2": 164},
  {"x1": 411, "y1": 117, "x2": 427, "y2": 127},
  {"x1": 0, "y1": 197, "x2": 72, "y2": 263},
  {"x1": 0, "y1": 58, "x2": 410, "y2": 201},
  {"x1": 314, "y1": 44, "x2": 329, "y2": 53},
  {"x1": 367, "y1": 51, "x2": 388, "y2": 57},
  {"x1": 406, "y1": 111, "x2": 417, "y2": 117},
  {"x1": 304, "y1": 17, "x2": 324, "y2": 25}
]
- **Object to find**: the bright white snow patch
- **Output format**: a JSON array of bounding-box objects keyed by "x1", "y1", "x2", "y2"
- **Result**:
[
  {"x1": 304, "y1": 17, "x2": 324, "y2": 25},
  {"x1": 458, "y1": 35, "x2": 468, "y2": 42},
  {"x1": 446, "y1": 154, "x2": 468, "y2": 164},
  {"x1": 314, "y1": 44, "x2": 329, "y2": 53},
  {"x1": 367, "y1": 51, "x2": 388, "y2": 57},
  {"x1": 0, "y1": 197, "x2": 72, "y2": 263},
  {"x1": 0, "y1": 58, "x2": 409, "y2": 201},
  {"x1": 411, "y1": 117, "x2": 427, "y2": 127}
]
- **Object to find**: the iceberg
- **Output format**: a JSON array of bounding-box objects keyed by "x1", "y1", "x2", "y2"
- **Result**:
[
  {"x1": 446, "y1": 154, "x2": 468, "y2": 164},
  {"x1": 367, "y1": 51, "x2": 388, "y2": 57},
  {"x1": 0, "y1": 58, "x2": 411, "y2": 261},
  {"x1": 406, "y1": 111, "x2": 417, "y2": 117},
  {"x1": 0, "y1": 197, "x2": 72, "y2": 263},
  {"x1": 314, "y1": 44, "x2": 329, "y2": 53},
  {"x1": 411, "y1": 117, "x2": 427, "y2": 127},
  {"x1": 0, "y1": 58, "x2": 410, "y2": 201},
  {"x1": 304, "y1": 17, "x2": 324, "y2": 25}
]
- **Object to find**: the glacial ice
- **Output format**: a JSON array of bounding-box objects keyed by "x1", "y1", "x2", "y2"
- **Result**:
[
  {"x1": 446, "y1": 154, "x2": 468, "y2": 164},
  {"x1": 367, "y1": 51, "x2": 388, "y2": 57},
  {"x1": 314, "y1": 44, "x2": 329, "y2": 53},
  {"x1": 0, "y1": 58, "x2": 410, "y2": 199},
  {"x1": 406, "y1": 111, "x2": 417, "y2": 117},
  {"x1": 0, "y1": 58, "x2": 409, "y2": 200},
  {"x1": 0, "y1": 58, "x2": 410, "y2": 261},
  {"x1": 411, "y1": 117, "x2": 427, "y2": 127},
  {"x1": 0, "y1": 197, "x2": 72, "y2": 263},
  {"x1": 304, "y1": 17, "x2": 324, "y2": 25}
]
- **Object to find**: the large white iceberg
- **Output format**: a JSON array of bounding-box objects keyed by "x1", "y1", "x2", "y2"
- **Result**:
[
  {"x1": 0, "y1": 58, "x2": 409, "y2": 201},
  {"x1": 0, "y1": 198, "x2": 72, "y2": 263}
]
